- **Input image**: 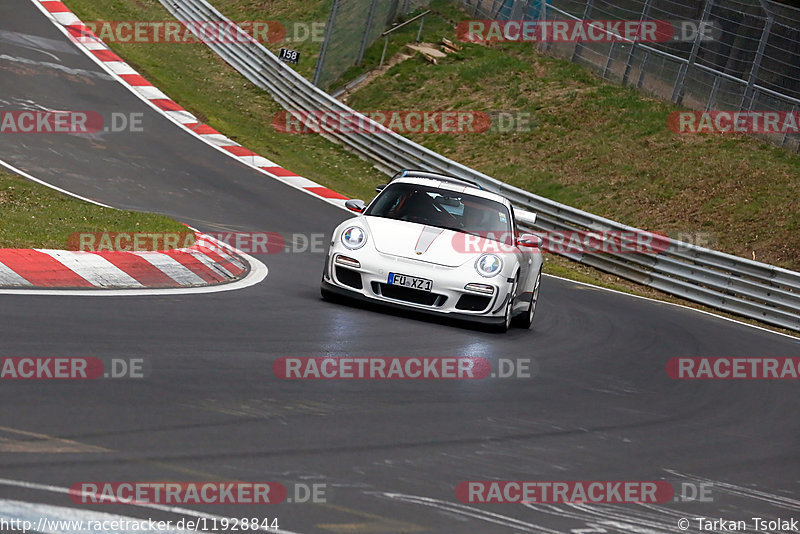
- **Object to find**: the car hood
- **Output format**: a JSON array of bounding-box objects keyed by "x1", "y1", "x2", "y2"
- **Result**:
[{"x1": 363, "y1": 216, "x2": 475, "y2": 268}]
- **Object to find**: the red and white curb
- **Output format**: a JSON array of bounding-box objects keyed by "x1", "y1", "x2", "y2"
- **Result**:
[
  {"x1": 0, "y1": 233, "x2": 248, "y2": 289},
  {"x1": 32, "y1": 0, "x2": 350, "y2": 209}
]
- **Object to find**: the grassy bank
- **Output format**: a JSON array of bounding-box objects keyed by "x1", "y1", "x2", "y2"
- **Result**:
[{"x1": 0, "y1": 168, "x2": 186, "y2": 249}]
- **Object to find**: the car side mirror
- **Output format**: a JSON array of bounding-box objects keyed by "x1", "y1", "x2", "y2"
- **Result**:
[
  {"x1": 517, "y1": 233, "x2": 542, "y2": 249},
  {"x1": 376, "y1": 184, "x2": 387, "y2": 193},
  {"x1": 345, "y1": 199, "x2": 366, "y2": 213}
]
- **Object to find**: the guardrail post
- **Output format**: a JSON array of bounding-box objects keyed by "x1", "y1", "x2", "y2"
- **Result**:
[
  {"x1": 622, "y1": 0, "x2": 652, "y2": 85},
  {"x1": 357, "y1": 0, "x2": 379, "y2": 65},
  {"x1": 671, "y1": 0, "x2": 713, "y2": 105},
  {"x1": 741, "y1": 9, "x2": 774, "y2": 111},
  {"x1": 571, "y1": 0, "x2": 594, "y2": 63},
  {"x1": 312, "y1": 0, "x2": 339, "y2": 87},
  {"x1": 706, "y1": 75, "x2": 722, "y2": 111}
]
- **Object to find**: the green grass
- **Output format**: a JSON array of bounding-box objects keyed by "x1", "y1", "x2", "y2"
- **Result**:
[{"x1": 0, "y1": 169, "x2": 186, "y2": 249}]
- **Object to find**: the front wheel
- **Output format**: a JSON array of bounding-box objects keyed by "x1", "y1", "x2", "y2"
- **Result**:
[
  {"x1": 492, "y1": 277, "x2": 517, "y2": 333},
  {"x1": 511, "y1": 270, "x2": 541, "y2": 329}
]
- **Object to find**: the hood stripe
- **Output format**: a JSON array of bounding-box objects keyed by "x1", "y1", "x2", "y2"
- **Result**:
[{"x1": 415, "y1": 226, "x2": 445, "y2": 255}]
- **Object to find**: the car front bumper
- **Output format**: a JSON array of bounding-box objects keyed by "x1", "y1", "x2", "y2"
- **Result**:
[{"x1": 322, "y1": 249, "x2": 514, "y2": 325}]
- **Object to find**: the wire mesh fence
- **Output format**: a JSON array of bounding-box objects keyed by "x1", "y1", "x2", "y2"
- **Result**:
[
  {"x1": 312, "y1": 0, "x2": 429, "y2": 89},
  {"x1": 455, "y1": 0, "x2": 800, "y2": 151}
]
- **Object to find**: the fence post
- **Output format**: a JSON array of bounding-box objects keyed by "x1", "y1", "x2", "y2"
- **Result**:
[
  {"x1": 312, "y1": 0, "x2": 339, "y2": 87},
  {"x1": 571, "y1": 0, "x2": 594, "y2": 63},
  {"x1": 671, "y1": 0, "x2": 714, "y2": 104},
  {"x1": 741, "y1": 10, "x2": 774, "y2": 111},
  {"x1": 357, "y1": 0, "x2": 379, "y2": 65},
  {"x1": 706, "y1": 75, "x2": 721, "y2": 111},
  {"x1": 782, "y1": 104, "x2": 797, "y2": 147},
  {"x1": 636, "y1": 51, "x2": 649, "y2": 88},
  {"x1": 490, "y1": 0, "x2": 503, "y2": 18},
  {"x1": 539, "y1": 0, "x2": 549, "y2": 53},
  {"x1": 603, "y1": 41, "x2": 617, "y2": 79},
  {"x1": 510, "y1": 0, "x2": 526, "y2": 20},
  {"x1": 622, "y1": 0, "x2": 652, "y2": 85}
]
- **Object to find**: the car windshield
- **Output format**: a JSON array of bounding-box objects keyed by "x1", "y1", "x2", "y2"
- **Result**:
[{"x1": 365, "y1": 182, "x2": 513, "y2": 242}]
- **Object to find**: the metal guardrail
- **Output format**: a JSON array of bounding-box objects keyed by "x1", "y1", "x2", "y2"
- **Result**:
[{"x1": 158, "y1": 0, "x2": 800, "y2": 332}]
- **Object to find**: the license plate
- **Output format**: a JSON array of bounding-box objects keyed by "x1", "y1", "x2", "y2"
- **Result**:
[{"x1": 388, "y1": 272, "x2": 432, "y2": 292}]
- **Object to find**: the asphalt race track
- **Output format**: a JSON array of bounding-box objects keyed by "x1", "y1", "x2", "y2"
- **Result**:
[{"x1": 1, "y1": 2, "x2": 799, "y2": 532}]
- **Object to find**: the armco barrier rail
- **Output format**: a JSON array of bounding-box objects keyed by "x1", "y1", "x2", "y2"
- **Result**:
[{"x1": 158, "y1": 0, "x2": 800, "y2": 332}]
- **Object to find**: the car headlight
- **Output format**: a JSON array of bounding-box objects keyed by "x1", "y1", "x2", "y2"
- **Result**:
[
  {"x1": 341, "y1": 226, "x2": 366, "y2": 250},
  {"x1": 475, "y1": 254, "x2": 503, "y2": 277}
]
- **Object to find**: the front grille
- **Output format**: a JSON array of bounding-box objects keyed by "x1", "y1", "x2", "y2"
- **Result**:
[
  {"x1": 372, "y1": 282, "x2": 446, "y2": 307},
  {"x1": 335, "y1": 266, "x2": 363, "y2": 289},
  {"x1": 455, "y1": 294, "x2": 492, "y2": 311}
]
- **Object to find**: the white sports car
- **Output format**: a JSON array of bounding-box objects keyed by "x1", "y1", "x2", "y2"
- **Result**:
[{"x1": 321, "y1": 170, "x2": 543, "y2": 332}]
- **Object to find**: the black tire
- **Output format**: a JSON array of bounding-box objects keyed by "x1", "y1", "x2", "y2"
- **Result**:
[
  {"x1": 321, "y1": 285, "x2": 335, "y2": 300},
  {"x1": 511, "y1": 270, "x2": 541, "y2": 329},
  {"x1": 492, "y1": 277, "x2": 517, "y2": 333}
]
